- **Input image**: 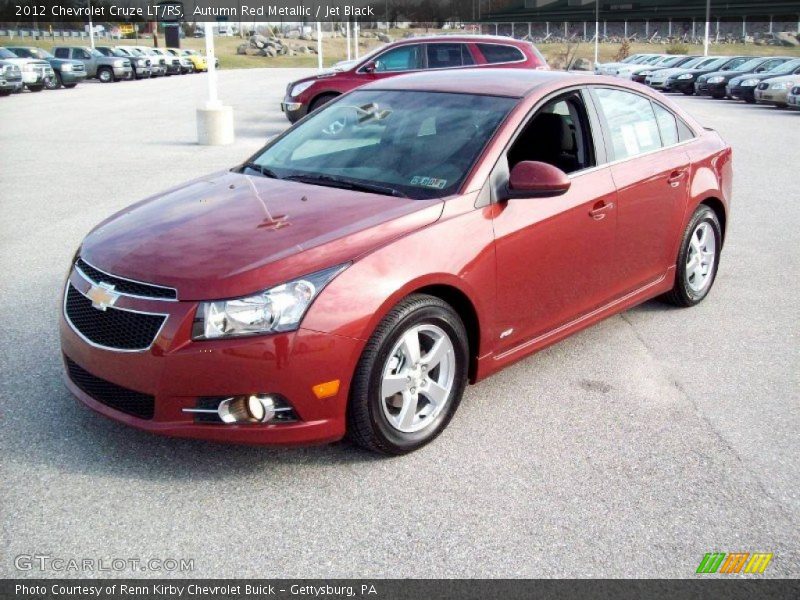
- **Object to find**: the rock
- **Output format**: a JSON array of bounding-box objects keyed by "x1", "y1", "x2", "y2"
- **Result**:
[
  {"x1": 776, "y1": 31, "x2": 799, "y2": 47},
  {"x1": 236, "y1": 44, "x2": 248, "y2": 55},
  {"x1": 377, "y1": 33, "x2": 392, "y2": 43},
  {"x1": 249, "y1": 34, "x2": 268, "y2": 49},
  {"x1": 245, "y1": 47, "x2": 263, "y2": 56},
  {"x1": 264, "y1": 47, "x2": 277, "y2": 57}
]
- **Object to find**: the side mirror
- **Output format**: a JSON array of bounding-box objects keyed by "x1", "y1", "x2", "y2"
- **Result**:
[
  {"x1": 504, "y1": 161, "x2": 571, "y2": 199},
  {"x1": 362, "y1": 61, "x2": 376, "y2": 74}
]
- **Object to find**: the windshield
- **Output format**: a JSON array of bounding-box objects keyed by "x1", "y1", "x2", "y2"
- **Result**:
[
  {"x1": 680, "y1": 57, "x2": 706, "y2": 69},
  {"x1": 770, "y1": 59, "x2": 800, "y2": 74},
  {"x1": 245, "y1": 90, "x2": 516, "y2": 199},
  {"x1": 657, "y1": 56, "x2": 686, "y2": 67},
  {"x1": 735, "y1": 58, "x2": 766, "y2": 72},
  {"x1": 0, "y1": 48, "x2": 16, "y2": 59},
  {"x1": 696, "y1": 57, "x2": 728, "y2": 70}
]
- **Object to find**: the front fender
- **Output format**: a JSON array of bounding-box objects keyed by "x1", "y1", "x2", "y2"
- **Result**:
[{"x1": 302, "y1": 194, "x2": 498, "y2": 359}]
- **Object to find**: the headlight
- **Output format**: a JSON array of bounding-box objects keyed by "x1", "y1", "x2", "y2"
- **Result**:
[
  {"x1": 707, "y1": 76, "x2": 725, "y2": 84},
  {"x1": 113, "y1": 59, "x2": 125, "y2": 67},
  {"x1": 137, "y1": 59, "x2": 145, "y2": 66},
  {"x1": 677, "y1": 73, "x2": 694, "y2": 80},
  {"x1": 740, "y1": 78, "x2": 759, "y2": 87},
  {"x1": 290, "y1": 80, "x2": 315, "y2": 97},
  {"x1": 640, "y1": 70, "x2": 652, "y2": 76},
  {"x1": 771, "y1": 82, "x2": 791, "y2": 90},
  {"x1": 192, "y1": 264, "x2": 348, "y2": 340},
  {"x1": 23, "y1": 63, "x2": 35, "y2": 72},
  {"x1": 61, "y1": 63, "x2": 72, "y2": 72}
]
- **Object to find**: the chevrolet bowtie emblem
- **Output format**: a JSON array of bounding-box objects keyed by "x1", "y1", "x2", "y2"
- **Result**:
[{"x1": 86, "y1": 282, "x2": 119, "y2": 311}]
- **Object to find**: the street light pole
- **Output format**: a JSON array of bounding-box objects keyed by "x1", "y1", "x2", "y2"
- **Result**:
[
  {"x1": 704, "y1": 0, "x2": 711, "y2": 56},
  {"x1": 88, "y1": 0, "x2": 95, "y2": 49},
  {"x1": 594, "y1": 0, "x2": 599, "y2": 66}
]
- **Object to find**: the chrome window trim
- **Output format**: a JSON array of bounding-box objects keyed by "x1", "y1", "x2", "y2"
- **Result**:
[
  {"x1": 63, "y1": 282, "x2": 169, "y2": 353},
  {"x1": 355, "y1": 41, "x2": 529, "y2": 74},
  {"x1": 76, "y1": 257, "x2": 178, "y2": 302}
]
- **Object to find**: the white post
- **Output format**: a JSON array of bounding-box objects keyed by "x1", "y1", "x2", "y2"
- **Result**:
[
  {"x1": 769, "y1": 16, "x2": 773, "y2": 33},
  {"x1": 346, "y1": 21, "x2": 351, "y2": 61},
  {"x1": 716, "y1": 17, "x2": 720, "y2": 42},
  {"x1": 354, "y1": 20, "x2": 359, "y2": 59},
  {"x1": 692, "y1": 19, "x2": 696, "y2": 40},
  {"x1": 88, "y1": 0, "x2": 95, "y2": 49},
  {"x1": 603, "y1": 21, "x2": 607, "y2": 39},
  {"x1": 564, "y1": 21, "x2": 568, "y2": 38},
  {"x1": 316, "y1": 21, "x2": 322, "y2": 71},
  {"x1": 645, "y1": 20, "x2": 649, "y2": 37},
  {"x1": 197, "y1": 21, "x2": 234, "y2": 145},
  {"x1": 594, "y1": 0, "x2": 599, "y2": 66},
  {"x1": 494, "y1": 23, "x2": 498, "y2": 36},
  {"x1": 583, "y1": 21, "x2": 587, "y2": 39},
  {"x1": 624, "y1": 20, "x2": 628, "y2": 38},
  {"x1": 511, "y1": 22, "x2": 514, "y2": 38},
  {"x1": 703, "y1": 0, "x2": 711, "y2": 56},
  {"x1": 528, "y1": 23, "x2": 531, "y2": 38},
  {"x1": 742, "y1": 17, "x2": 746, "y2": 39},
  {"x1": 546, "y1": 22, "x2": 549, "y2": 37},
  {"x1": 668, "y1": 19, "x2": 672, "y2": 38}
]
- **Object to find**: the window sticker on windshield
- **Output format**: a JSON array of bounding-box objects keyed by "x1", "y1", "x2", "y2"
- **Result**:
[{"x1": 410, "y1": 176, "x2": 447, "y2": 189}]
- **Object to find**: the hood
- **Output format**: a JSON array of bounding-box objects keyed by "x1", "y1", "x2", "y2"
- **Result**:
[
  {"x1": 80, "y1": 171, "x2": 444, "y2": 301},
  {"x1": 4, "y1": 57, "x2": 48, "y2": 67},
  {"x1": 650, "y1": 66, "x2": 689, "y2": 77},
  {"x1": 698, "y1": 70, "x2": 732, "y2": 82}
]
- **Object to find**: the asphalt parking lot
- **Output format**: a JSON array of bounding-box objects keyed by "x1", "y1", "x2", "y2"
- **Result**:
[{"x1": 1, "y1": 70, "x2": 798, "y2": 579}]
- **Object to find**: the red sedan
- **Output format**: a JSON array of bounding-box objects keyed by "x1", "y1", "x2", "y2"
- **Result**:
[
  {"x1": 62, "y1": 69, "x2": 732, "y2": 455},
  {"x1": 281, "y1": 35, "x2": 548, "y2": 122}
]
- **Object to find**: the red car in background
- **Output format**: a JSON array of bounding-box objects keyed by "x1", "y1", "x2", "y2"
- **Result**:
[
  {"x1": 281, "y1": 35, "x2": 549, "y2": 122},
  {"x1": 63, "y1": 70, "x2": 731, "y2": 455}
]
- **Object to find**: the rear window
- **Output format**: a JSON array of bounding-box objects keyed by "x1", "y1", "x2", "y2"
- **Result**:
[
  {"x1": 477, "y1": 43, "x2": 525, "y2": 64},
  {"x1": 426, "y1": 43, "x2": 474, "y2": 69}
]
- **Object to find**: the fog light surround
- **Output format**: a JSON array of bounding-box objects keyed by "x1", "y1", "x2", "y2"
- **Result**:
[{"x1": 218, "y1": 394, "x2": 275, "y2": 423}]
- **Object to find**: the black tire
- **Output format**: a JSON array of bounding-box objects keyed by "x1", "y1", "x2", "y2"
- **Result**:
[
  {"x1": 0, "y1": 90, "x2": 11, "y2": 96},
  {"x1": 309, "y1": 93, "x2": 337, "y2": 112},
  {"x1": 347, "y1": 294, "x2": 469, "y2": 455},
  {"x1": 681, "y1": 87, "x2": 694, "y2": 96},
  {"x1": 97, "y1": 67, "x2": 114, "y2": 83},
  {"x1": 64, "y1": 83, "x2": 77, "y2": 89},
  {"x1": 744, "y1": 97, "x2": 756, "y2": 104},
  {"x1": 27, "y1": 84, "x2": 44, "y2": 92},
  {"x1": 661, "y1": 205, "x2": 722, "y2": 307},
  {"x1": 45, "y1": 73, "x2": 61, "y2": 90}
]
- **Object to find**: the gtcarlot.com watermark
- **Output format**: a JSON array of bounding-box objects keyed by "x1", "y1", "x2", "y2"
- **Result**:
[{"x1": 14, "y1": 554, "x2": 194, "y2": 573}]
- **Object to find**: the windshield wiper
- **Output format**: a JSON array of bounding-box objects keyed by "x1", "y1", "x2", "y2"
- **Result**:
[
  {"x1": 240, "y1": 162, "x2": 279, "y2": 179},
  {"x1": 284, "y1": 174, "x2": 407, "y2": 198}
]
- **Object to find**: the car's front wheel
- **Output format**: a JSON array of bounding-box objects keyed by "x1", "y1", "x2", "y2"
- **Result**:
[
  {"x1": 662, "y1": 204, "x2": 722, "y2": 307},
  {"x1": 348, "y1": 294, "x2": 469, "y2": 455},
  {"x1": 97, "y1": 67, "x2": 113, "y2": 83}
]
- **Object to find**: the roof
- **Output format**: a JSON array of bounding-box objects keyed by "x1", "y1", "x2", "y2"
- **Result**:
[
  {"x1": 389, "y1": 34, "x2": 531, "y2": 46},
  {"x1": 361, "y1": 68, "x2": 589, "y2": 98}
]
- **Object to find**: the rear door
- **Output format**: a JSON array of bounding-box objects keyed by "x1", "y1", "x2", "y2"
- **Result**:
[
  {"x1": 424, "y1": 43, "x2": 474, "y2": 71},
  {"x1": 590, "y1": 87, "x2": 692, "y2": 295}
]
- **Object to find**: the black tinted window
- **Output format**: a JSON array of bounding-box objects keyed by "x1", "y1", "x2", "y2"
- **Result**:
[
  {"x1": 54, "y1": 48, "x2": 69, "y2": 59},
  {"x1": 426, "y1": 43, "x2": 472, "y2": 69},
  {"x1": 477, "y1": 43, "x2": 524, "y2": 64}
]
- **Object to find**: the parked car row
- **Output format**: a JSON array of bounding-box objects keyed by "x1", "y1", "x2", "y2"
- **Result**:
[
  {"x1": 0, "y1": 45, "x2": 214, "y2": 94},
  {"x1": 597, "y1": 52, "x2": 800, "y2": 109}
]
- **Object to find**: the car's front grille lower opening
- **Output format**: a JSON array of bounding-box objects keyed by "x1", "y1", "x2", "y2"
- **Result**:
[
  {"x1": 65, "y1": 357, "x2": 155, "y2": 420},
  {"x1": 65, "y1": 284, "x2": 166, "y2": 351}
]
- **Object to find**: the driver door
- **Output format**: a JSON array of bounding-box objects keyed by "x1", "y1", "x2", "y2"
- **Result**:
[{"x1": 491, "y1": 90, "x2": 619, "y2": 352}]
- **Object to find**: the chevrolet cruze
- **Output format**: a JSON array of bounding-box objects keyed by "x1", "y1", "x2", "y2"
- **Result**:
[{"x1": 61, "y1": 70, "x2": 732, "y2": 455}]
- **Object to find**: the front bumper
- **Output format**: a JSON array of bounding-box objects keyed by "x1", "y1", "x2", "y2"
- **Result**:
[
  {"x1": 663, "y1": 78, "x2": 694, "y2": 93},
  {"x1": 755, "y1": 88, "x2": 789, "y2": 106},
  {"x1": 731, "y1": 85, "x2": 757, "y2": 102},
  {"x1": 133, "y1": 66, "x2": 152, "y2": 78},
  {"x1": 60, "y1": 70, "x2": 86, "y2": 84},
  {"x1": 113, "y1": 66, "x2": 133, "y2": 79},
  {"x1": 281, "y1": 97, "x2": 308, "y2": 123},
  {"x1": 22, "y1": 71, "x2": 49, "y2": 85},
  {"x1": 695, "y1": 81, "x2": 727, "y2": 97},
  {"x1": 59, "y1": 269, "x2": 363, "y2": 445}
]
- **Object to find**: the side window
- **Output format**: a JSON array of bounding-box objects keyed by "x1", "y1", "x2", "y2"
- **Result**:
[
  {"x1": 652, "y1": 103, "x2": 679, "y2": 147},
  {"x1": 477, "y1": 43, "x2": 524, "y2": 64},
  {"x1": 506, "y1": 92, "x2": 596, "y2": 174},
  {"x1": 425, "y1": 43, "x2": 471, "y2": 69},
  {"x1": 722, "y1": 57, "x2": 748, "y2": 71},
  {"x1": 594, "y1": 88, "x2": 662, "y2": 161},
  {"x1": 54, "y1": 48, "x2": 69, "y2": 59},
  {"x1": 677, "y1": 119, "x2": 695, "y2": 142},
  {"x1": 374, "y1": 45, "x2": 422, "y2": 72}
]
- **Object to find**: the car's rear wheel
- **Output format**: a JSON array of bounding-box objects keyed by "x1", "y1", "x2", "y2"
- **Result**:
[
  {"x1": 98, "y1": 67, "x2": 113, "y2": 83},
  {"x1": 661, "y1": 204, "x2": 722, "y2": 307},
  {"x1": 64, "y1": 83, "x2": 77, "y2": 89},
  {"x1": 682, "y1": 87, "x2": 694, "y2": 96},
  {"x1": 347, "y1": 294, "x2": 469, "y2": 455}
]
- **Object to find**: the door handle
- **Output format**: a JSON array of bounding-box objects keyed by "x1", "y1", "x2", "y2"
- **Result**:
[
  {"x1": 589, "y1": 200, "x2": 614, "y2": 220},
  {"x1": 668, "y1": 170, "x2": 687, "y2": 187}
]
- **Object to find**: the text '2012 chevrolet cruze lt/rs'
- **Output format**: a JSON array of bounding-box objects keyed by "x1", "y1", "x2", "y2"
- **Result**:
[{"x1": 61, "y1": 69, "x2": 732, "y2": 455}]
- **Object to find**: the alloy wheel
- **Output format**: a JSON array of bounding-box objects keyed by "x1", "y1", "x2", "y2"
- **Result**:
[
  {"x1": 380, "y1": 324, "x2": 455, "y2": 434},
  {"x1": 685, "y1": 221, "x2": 716, "y2": 293}
]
